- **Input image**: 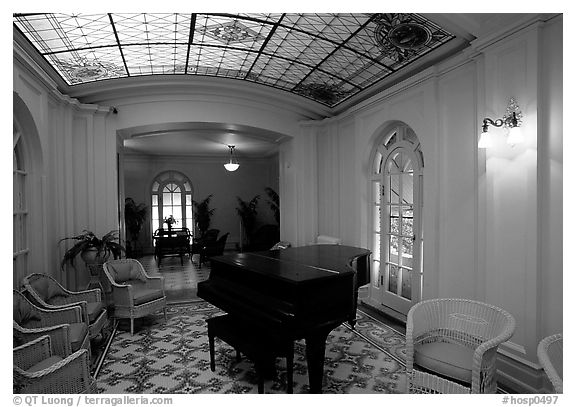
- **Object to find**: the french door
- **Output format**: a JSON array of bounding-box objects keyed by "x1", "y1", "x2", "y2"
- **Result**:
[{"x1": 372, "y1": 126, "x2": 423, "y2": 315}]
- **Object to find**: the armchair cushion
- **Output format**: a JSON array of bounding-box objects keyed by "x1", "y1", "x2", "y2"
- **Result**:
[
  {"x1": 87, "y1": 302, "x2": 104, "y2": 323},
  {"x1": 28, "y1": 356, "x2": 63, "y2": 373},
  {"x1": 69, "y1": 323, "x2": 89, "y2": 352},
  {"x1": 13, "y1": 297, "x2": 41, "y2": 326},
  {"x1": 132, "y1": 286, "x2": 164, "y2": 306},
  {"x1": 414, "y1": 341, "x2": 474, "y2": 383},
  {"x1": 107, "y1": 262, "x2": 145, "y2": 283}
]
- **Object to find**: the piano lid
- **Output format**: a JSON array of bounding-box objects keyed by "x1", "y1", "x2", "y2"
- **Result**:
[{"x1": 210, "y1": 245, "x2": 371, "y2": 284}]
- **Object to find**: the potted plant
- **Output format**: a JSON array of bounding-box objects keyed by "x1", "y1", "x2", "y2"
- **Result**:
[
  {"x1": 264, "y1": 187, "x2": 279, "y2": 225},
  {"x1": 236, "y1": 195, "x2": 260, "y2": 248},
  {"x1": 60, "y1": 230, "x2": 125, "y2": 270},
  {"x1": 193, "y1": 194, "x2": 216, "y2": 237},
  {"x1": 124, "y1": 198, "x2": 147, "y2": 257}
]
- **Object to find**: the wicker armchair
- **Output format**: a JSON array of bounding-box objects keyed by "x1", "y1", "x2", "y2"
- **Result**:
[
  {"x1": 22, "y1": 273, "x2": 108, "y2": 339},
  {"x1": 102, "y1": 259, "x2": 167, "y2": 335},
  {"x1": 406, "y1": 298, "x2": 516, "y2": 394},
  {"x1": 14, "y1": 335, "x2": 94, "y2": 394},
  {"x1": 537, "y1": 333, "x2": 563, "y2": 393},
  {"x1": 13, "y1": 290, "x2": 90, "y2": 358}
]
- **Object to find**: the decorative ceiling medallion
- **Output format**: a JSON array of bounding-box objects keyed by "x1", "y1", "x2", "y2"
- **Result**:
[
  {"x1": 386, "y1": 23, "x2": 431, "y2": 49},
  {"x1": 200, "y1": 21, "x2": 264, "y2": 44},
  {"x1": 60, "y1": 58, "x2": 124, "y2": 83},
  {"x1": 295, "y1": 83, "x2": 350, "y2": 106}
]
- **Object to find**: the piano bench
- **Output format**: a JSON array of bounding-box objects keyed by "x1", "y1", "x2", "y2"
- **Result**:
[{"x1": 207, "y1": 314, "x2": 294, "y2": 394}]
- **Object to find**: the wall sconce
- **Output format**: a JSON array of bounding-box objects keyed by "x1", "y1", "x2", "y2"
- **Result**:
[
  {"x1": 224, "y1": 145, "x2": 240, "y2": 172},
  {"x1": 479, "y1": 98, "x2": 523, "y2": 148}
]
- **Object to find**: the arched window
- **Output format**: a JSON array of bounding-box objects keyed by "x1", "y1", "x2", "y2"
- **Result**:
[
  {"x1": 370, "y1": 123, "x2": 423, "y2": 315},
  {"x1": 151, "y1": 171, "x2": 194, "y2": 233},
  {"x1": 13, "y1": 124, "x2": 29, "y2": 285}
]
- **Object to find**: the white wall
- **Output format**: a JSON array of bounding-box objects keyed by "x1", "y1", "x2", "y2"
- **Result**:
[
  {"x1": 295, "y1": 15, "x2": 562, "y2": 392},
  {"x1": 13, "y1": 54, "x2": 120, "y2": 289}
]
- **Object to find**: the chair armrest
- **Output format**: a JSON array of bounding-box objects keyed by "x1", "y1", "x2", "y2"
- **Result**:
[
  {"x1": 43, "y1": 300, "x2": 90, "y2": 324},
  {"x1": 13, "y1": 348, "x2": 92, "y2": 394},
  {"x1": 28, "y1": 304, "x2": 84, "y2": 327},
  {"x1": 146, "y1": 277, "x2": 165, "y2": 292},
  {"x1": 13, "y1": 335, "x2": 52, "y2": 370},
  {"x1": 110, "y1": 284, "x2": 134, "y2": 306},
  {"x1": 65, "y1": 288, "x2": 101, "y2": 304},
  {"x1": 14, "y1": 323, "x2": 73, "y2": 358}
]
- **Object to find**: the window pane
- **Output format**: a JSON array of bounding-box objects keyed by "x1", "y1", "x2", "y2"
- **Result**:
[
  {"x1": 184, "y1": 182, "x2": 191, "y2": 192},
  {"x1": 389, "y1": 214, "x2": 399, "y2": 234},
  {"x1": 172, "y1": 193, "x2": 181, "y2": 205},
  {"x1": 163, "y1": 193, "x2": 172, "y2": 205},
  {"x1": 152, "y1": 195, "x2": 158, "y2": 205},
  {"x1": 388, "y1": 264, "x2": 398, "y2": 293},
  {"x1": 163, "y1": 206, "x2": 173, "y2": 218},
  {"x1": 186, "y1": 206, "x2": 192, "y2": 220},
  {"x1": 152, "y1": 206, "x2": 158, "y2": 221},
  {"x1": 374, "y1": 151, "x2": 383, "y2": 174},
  {"x1": 402, "y1": 211, "x2": 413, "y2": 237},
  {"x1": 401, "y1": 267, "x2": 412, "y2": 299},
  {"x1": 152, "y1": 181, "x2": 160, "y2": 192},
  {"x1": 401, "y1": 173, "x2": 413, "y2": 204},
  {"x1": 186, "y1": 218, "x2": 193, "y2": 229},
  {"x1": 384, "y1": 132, "x2": 397, "y2": 148},
  {"x1": 186, "y1": 194, "x2": 192, "y2": 205},
  {"x1": 390, "y1": 175, "x2": 399, "y2": 203},
  {"x1": 389, "y1": 236, "x2": 399, "y2": 264},
  {"x1": 172, "y1": 207, "x2": 182, "y2": 222}
]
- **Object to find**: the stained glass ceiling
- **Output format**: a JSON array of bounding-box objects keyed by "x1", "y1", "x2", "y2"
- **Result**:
[{"x1": 13, "y1": 13, "x2": 456, "y2": 107}]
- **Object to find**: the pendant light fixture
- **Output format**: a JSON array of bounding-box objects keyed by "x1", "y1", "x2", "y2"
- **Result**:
[{"x1": 224, "y1": 145, "x2": 239, "y2": 172}]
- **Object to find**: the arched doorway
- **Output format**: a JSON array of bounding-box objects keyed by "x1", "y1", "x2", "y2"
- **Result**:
[{"x1": 369, "y1": 122, "x2": 424, "y2": 315}]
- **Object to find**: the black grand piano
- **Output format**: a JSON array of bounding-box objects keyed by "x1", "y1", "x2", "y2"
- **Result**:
[{"x1": 197, "y1": 244, "x2": 371, "y2": 393}]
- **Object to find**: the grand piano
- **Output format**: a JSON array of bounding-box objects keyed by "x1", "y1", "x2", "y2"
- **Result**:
[{"x1": 197, "y1": 244, "x2": 371, "y2": 393}]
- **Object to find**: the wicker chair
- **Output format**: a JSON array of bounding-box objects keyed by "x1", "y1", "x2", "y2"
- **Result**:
[
  {"x1": 537, "y1": 333, "x2": 563, "y2": 393},
  {"x1": 14, "y1": 334, "x2": 94, "y2": 393},
  {"x1": 22, "y1": 273, "x2": 108, "y2": 339},
  {"x1": 13, "y1": 289, "x2": 90, "y2": 358},
  {"x1": 102, "y1": 259, "x2": 167, "y2": 335},
  {"x1": 406, "y1": 298, "x2": 516, "y2": 394}
]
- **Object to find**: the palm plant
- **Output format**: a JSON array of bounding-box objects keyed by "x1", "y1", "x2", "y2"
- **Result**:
[
  {"x1": 60, "y1": 230, "x2": 125, "y2": 270},
  {"x1": 264, "y1": 187, "x2": 279, "y2": 224},
  {"x1": 236, "y1": 195, "x2": 260, "y2": 245},
  {"x1": 124, "y1": 198, "x2": 147, "y2": 255},
  {"x1": 193, "y1": 194, "x2": 216, "y2": 237}
]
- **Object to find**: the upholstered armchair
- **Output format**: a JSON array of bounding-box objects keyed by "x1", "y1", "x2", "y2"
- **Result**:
[
  {"x1": 191, "y1": 229, "x2": 219, "y2": 260},
  {"x1": 22, "y1": 273, "x2": 108, "y2": 339},
  {"x1": 198, "y1": 232, "x2": 229, "y2": 267},
  {"x1": 102, "y1": 259, "x2": 167, "y2": 335},
  {"x1": 537, "y1": 333, "x2": 563, "y2": 393},
  {"x1": 406, "y1": 298, "x2": 516, "y2": 394},
  {"x1": 14, "y1": 334, "x2": 94, "y2": 394},
  {"x1": 13, "y1": 290, "x2": 90, "y2": 358}
]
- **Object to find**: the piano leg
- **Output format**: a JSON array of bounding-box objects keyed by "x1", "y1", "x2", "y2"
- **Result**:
[{"x1": 304, "y1": 327, "x2": 334, "y2": 394}]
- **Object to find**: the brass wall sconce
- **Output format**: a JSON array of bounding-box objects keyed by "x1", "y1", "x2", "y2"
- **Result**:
[{"x1": 479, "y1": 98, "x2": 523, "y2": 149}]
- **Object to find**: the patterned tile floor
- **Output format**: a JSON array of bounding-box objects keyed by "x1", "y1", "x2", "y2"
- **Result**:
[{"x1": 137, "y1": 254, "x2": 210, "y2": 303}]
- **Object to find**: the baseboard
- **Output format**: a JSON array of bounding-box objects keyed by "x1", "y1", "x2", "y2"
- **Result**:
[{"x1": 497, "y1": 352, "x2": 552, "y2": 393}]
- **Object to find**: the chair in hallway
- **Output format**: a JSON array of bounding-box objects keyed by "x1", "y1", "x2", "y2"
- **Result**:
[
  {"x1": 191, "y1": 229, "x2": 219, "y2": 261},
  {"x1": 198, "y1": 232, "x2": 229, "y2": 267},
  {"x1": 102, "y1": 259, "x2": 167, "y2": 335},
  {"x1": 537, "y1": 333, "x2": 563, "y2": 393},
  {"x1": 22, "y1": 273, "x2": 108, "y2": 340},
  {"x1": 406, "y1": 298, "x2": 515, "y2": 394},
  {"x1": 13, "y1": 334, "x2": 94, "y2": 394},
  {"x1": 13, "y1": 290, "x2": 90, "y2": 358}
]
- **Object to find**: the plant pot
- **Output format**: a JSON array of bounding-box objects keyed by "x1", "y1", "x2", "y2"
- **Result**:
[{"x1": 80, "y1": 248, "x2": 110, "y2": 265}]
